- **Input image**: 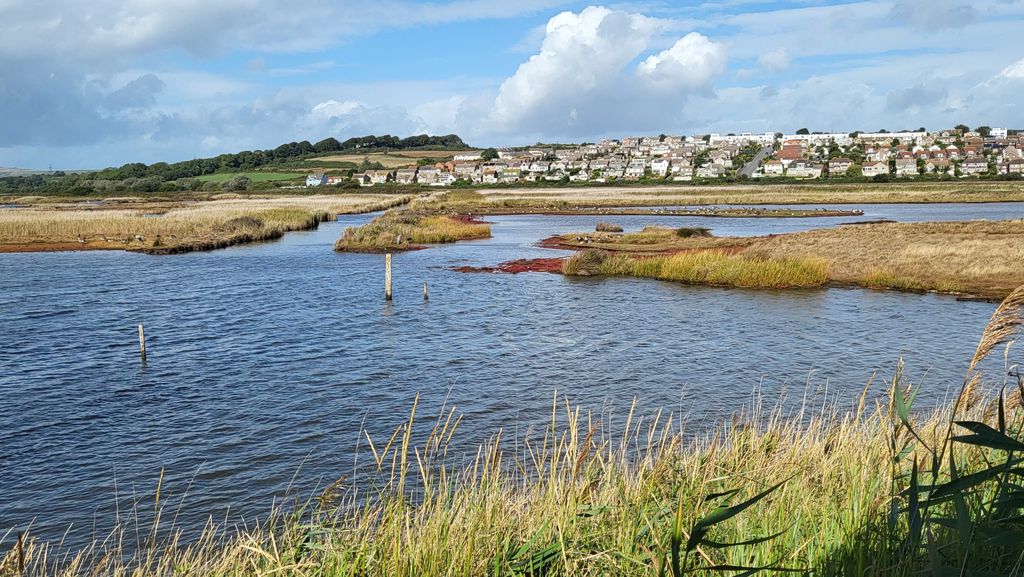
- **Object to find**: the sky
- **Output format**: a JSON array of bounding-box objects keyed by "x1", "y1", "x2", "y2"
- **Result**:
[{"x1": 2, "y1": 0, "x2": 1024, "y2": 169}]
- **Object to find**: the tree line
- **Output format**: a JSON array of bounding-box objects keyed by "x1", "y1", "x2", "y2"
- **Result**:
[{"x1": 0, "y1": 134, "x2": 469, "y2": 195}]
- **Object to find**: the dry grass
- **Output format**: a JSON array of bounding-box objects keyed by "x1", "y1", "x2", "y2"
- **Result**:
[
  {"x1": 750, "y1": 219, "x2": 1024, "y2": 296},
  {"x1": 333, "y1": 210, "x2": 491, "y2": 252},
  {"x1": 5, "y1": 389, "x2": 1022, "y2": 577},
  {"x1": 564, "y1": 248, "x2": 828, "y2": 289},
  {"x1": 424, "y1": 182, "x2": 1024, "y2": 209},
  {"x1": 0, "y1": 195, "x2": 410, "y2": 254},
  {"x1": 557, "y1": 220, "x2": 1024, "y2": 297}
]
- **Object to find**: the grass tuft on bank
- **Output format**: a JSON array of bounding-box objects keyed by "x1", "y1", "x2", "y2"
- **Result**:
[{"x1": 333, "y1": 211, "x2": 491, "y2": 252}]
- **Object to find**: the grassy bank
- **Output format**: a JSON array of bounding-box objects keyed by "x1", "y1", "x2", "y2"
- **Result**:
[
  {"x1": 5, "y1": 286, "x2": 1024, "y2": 576},
  {"x1": 557, "y1": 220, "x2": 1024, "y2": 297},
  {"x1": 564, "y1": 248, "x2": 829, "y2": 289},
  {"x1": 0, "y1": 195, "x2": 410, "y2": 254},
  {"x1": 409, "y1": 182, "x2": 1024, "y2": 213},
  {"x1": 333, "y1": 210, "x2": 491, "y2": 252}
]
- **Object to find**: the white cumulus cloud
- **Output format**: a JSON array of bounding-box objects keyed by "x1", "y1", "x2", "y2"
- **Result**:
[
  {"x1": 637, "y1": 32, "x2": 726, "y2": 92},
  {"x1": 481, "y1": 6, "x2": 726, "y2": 138}
]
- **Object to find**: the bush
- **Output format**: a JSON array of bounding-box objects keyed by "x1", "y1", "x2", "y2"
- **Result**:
[
  {"x1": 595, "y1": 221, "x2": 623, "y2": 232},
  {"x1": 675, "y1": 226, "x2": 711, "y2": 238}
]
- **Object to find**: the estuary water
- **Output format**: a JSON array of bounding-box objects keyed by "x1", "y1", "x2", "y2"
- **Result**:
[{"x1": 2, "y1": 202, "x2": 1023, "y2": 549}]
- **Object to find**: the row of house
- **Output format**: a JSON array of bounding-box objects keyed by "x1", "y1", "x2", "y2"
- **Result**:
[
  {"x1": 755, "y1": 130, "x2": 1024, "y2": 179},
  {"x1": 304, "y1": 127, "x2": 1021, "y2": 187}
]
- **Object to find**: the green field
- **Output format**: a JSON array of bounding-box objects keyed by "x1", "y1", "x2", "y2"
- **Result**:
[{"x1": 196, "y1": 171, "x2": 303, "y2": 183}]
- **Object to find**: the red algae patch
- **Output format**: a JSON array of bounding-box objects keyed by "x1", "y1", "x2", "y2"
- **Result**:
[{"x1": 452, "y1": 257, "x2": 565, "y2": 274}]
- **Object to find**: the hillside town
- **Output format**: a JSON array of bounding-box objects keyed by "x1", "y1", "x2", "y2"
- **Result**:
[{"x1": 306, "y1": 126, "x2": 1024, "y2": 188}]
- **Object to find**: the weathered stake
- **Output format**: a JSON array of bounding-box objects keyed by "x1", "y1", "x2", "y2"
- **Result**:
[
  {"x1": 138, "y1": 324, "x2": 147, "y2": 360},
  {"x1": 423, "y1": 281, "x2": 429, "y2": 301},
  {"x1": 385, "y1": 253, "x2": 393, "y2": 301}
]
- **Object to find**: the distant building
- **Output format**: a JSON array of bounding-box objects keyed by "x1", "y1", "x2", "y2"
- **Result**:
[
  {"x1": 828, "y1": 158, "x2": 853, "y2": 176},
  {"x1": 763, "y1": 159, "x2": 785, "y2": 176},
  {"x1": 961, "y1": 157, "x2": 989, "y2": 175},
  {"x1": 862, "y1": 161, "x2": 889, "y2": 177},
  {"x1": 305, "y1": 173, "x2": 326, "y2": 187},
  {"x1": 787, "y1": 161, "x2": 823, "y2": 178},
  {"x1": 894, "y1": 158, "x2": 918, "y2": 177}
]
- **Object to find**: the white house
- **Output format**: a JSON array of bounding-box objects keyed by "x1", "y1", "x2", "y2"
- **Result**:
[
  {"x1": 787, "y1": 161, "x2": 823, "y2": 178},
  {"x1": 763, "y1": 160, "x2": 785, "y2": 176},
  {"x1": 862, "y1": 161, "x2": 889, "y2": 177},
  {"x1": 895, "y1": 159, "x2": 918, "y2": 177},
  {"x1": 650, "y1": 158, "x2": 670, "y2": 176},
  {"x1": 305, "y1": 173, "x2": 326, "y2": 187},
  {"x1": 453, "y1": 152, "x2": 483, "y2": 161}
]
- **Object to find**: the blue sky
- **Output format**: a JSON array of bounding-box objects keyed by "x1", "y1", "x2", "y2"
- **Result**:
[{"x1": 2, "y1": 0, "x2": 1023, "y2": 169}]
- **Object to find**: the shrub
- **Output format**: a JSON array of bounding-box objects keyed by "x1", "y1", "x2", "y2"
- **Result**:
[
  {"x1": 675, "y1": 226, "x2": 712, "y2": 238},
  {"x1": 595, "y1": 221, "x2": 623, "y2": 232}
]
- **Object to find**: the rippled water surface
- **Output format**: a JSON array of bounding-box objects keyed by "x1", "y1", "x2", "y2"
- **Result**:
[{"x1": 2, "y1": 202, "x2": 1022, "y2": 547}]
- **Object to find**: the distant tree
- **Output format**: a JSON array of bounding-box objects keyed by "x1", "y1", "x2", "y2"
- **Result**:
[
  {"x1": 313, "y1": 137, "x2": 342, "y2": 153},
  {"x1": 892, "y1": 138, "x2": 900, "y2": 147},
  {"x1": 848, "y1": 131, "x2": 861, "y2": 138},
  {"x1": 658, "y1": 133, "x2": 667, "y2": 142},
  {"x1": 976, "y1": 125, "x2": 992, "y2": 137},
  {"x1": 223, "y1": 175, "x2": 251, "y2": 191},
  {"x1": 916, "y1": 127, "x2": 926, "y2": 132},
  {"x1": 954, "y1": 124, "x2": 970, "y2": 134},
  {"x1": 878, "y1": 129, "x2": 889, "y2": 133},
  {"x1": 481, "y1": 148, "x2": 499, "y2": 161},
  {"x1": 796, "y1": 128, "x2": 810, "y2": 135}
]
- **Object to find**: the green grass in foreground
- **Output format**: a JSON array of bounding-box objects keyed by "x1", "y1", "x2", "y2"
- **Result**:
[
  {"x1": 4, "y1": 288, "x2": 1024, "y2": 577},
  {"x1": 197, "y1": 172, "x2": 303, "y2": 184},
  {"x1": 563, "y1": 248, "x2": 828, "y2": 289}
]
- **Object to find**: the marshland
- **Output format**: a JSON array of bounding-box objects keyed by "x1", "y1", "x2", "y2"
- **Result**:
[
  {"x1": 0, "y1": 194, "x2": 409, "y2": 253},
  {"x1": 556, "y1": 219, "x2": 1024, "y2": 297},
  {"x1": 4, "y1": 198, "x2": 1024, "y2": 576}
]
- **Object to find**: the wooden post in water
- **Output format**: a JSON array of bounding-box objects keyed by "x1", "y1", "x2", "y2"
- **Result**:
[
  {"x1": 385, "y1": 253, "x2": 393, "y2": 301},
  {"x1": 423, "y1": 281, "x2": 429, "y2": 301},
  {"x1": 138, "y1": 324, "x2": 147, "y2": 360}
]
